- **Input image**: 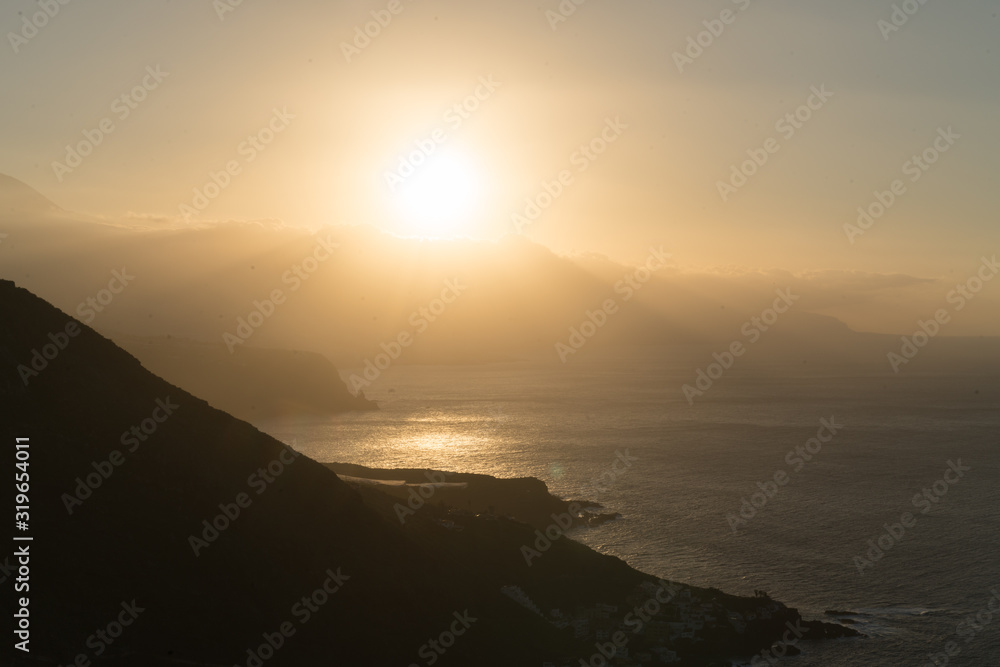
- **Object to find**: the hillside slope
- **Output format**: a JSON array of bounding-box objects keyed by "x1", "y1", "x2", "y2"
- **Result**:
[{"x1": 0, "y1": 280, "x2": 857, "y2": 666}]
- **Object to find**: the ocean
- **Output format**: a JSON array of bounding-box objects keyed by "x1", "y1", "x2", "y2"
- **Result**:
[{"x1": 257, "y1": 358, "x2": 1000, "y2": 666}]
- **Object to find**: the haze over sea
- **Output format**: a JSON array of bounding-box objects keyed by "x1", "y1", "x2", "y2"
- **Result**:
[{"x1": 260, "y1": 358, "x2": 1000, "y2": 666}]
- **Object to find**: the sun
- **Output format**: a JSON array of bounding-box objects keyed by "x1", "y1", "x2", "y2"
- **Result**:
[{"x1": 391, "y1": 150, "x2": 483, "y2": 238}]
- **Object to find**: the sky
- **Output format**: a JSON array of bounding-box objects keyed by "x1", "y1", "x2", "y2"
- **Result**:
[{"x1": 2, "y1": 0, "x2": 998, "y2": 278}]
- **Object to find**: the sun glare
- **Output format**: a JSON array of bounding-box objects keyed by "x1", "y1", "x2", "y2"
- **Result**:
[{"x1": 392, "y1": 150, "x2": 483, "y2": 238}]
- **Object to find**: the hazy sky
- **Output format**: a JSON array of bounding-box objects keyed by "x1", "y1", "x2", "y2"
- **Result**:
[{"x1": 2, "y1": 0, "x2": 998, "y2": 275}]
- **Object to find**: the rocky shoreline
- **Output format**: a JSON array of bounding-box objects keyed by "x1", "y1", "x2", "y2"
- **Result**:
[{"x1": 328, "y1": 462, "x2": 861, "y2": 665}]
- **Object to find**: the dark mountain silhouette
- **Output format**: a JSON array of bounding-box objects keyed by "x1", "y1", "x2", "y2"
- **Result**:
[
  {"x1": 0, "y1": 281, "x2": 857, "y2": 666},
  {"x1": 0, "y1": 278, "x2": 573, "y2": 665}
]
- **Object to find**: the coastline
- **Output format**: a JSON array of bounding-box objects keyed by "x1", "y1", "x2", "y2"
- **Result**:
[{"x1": 328, "y1": 461, "x2": 861, "y2": 665}]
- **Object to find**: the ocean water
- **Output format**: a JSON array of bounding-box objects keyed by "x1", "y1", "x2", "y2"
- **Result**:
[{"x1": 257, "y1": 358, "x2": 1000, "y2": 666}]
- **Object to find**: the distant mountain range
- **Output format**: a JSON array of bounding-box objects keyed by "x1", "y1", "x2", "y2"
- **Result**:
[{"x1": 4, "y1": 173, "x2": 997, "y2": 375}]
